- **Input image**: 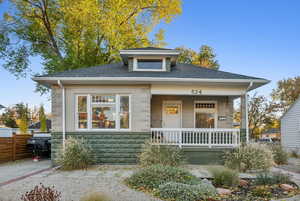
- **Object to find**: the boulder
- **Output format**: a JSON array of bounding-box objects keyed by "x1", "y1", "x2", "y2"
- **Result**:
[
  {"x1": 239, "y1": 179, "x2": 249, "y2": 186},
  {"x1": 217, "y1": 188, "x2": 232, "y2": 196},
  {"x1": 280, "y1": 184, "x2": 295, "y2": 191}
]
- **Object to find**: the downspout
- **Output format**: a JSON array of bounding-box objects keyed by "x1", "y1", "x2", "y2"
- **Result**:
[
  {"x1": 58, "y1": 80, "x2": 66, "y2": 150},
  {"x1": 245, "y1": 81, "x2": 253, "y2": 143}
]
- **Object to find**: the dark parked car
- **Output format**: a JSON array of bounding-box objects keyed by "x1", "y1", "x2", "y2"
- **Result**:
[{"x1": 27, "y1": 133, "x2": 51, "y2": 158}]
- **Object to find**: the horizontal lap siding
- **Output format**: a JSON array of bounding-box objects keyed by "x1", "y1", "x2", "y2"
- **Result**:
[
  {"x1": 51, "y1": 132, "x2": 151, "y2": 165},
  {"x1": 281, "y1": 99, "x2": 300, "y2": 150}
]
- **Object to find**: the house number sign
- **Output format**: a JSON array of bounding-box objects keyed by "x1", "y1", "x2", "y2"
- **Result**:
[{"x1": 191, "y1": 89, "x2": 202, "y2": 95}]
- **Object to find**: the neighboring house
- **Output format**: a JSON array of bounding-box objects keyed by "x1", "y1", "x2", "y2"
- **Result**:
[
  {"x1": 28, "y1": 119, "x2": 52, "y2": 133},
  {"x1": 261, "y1": 128, "x2": 280, "y2": 140},
  {"x1": 281, "y1": 97, "x2": 300, "y2": 151},
  {"x1": 33, "y1": 47, "x2": 269, "y2": 164}
]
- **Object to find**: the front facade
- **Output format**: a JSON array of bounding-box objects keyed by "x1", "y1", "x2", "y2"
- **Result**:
[
  {"x1": 34, "y1": 47, "x2": 269, "y2": 164},
  {"x1": 281, "y1": 97, "x2": 300, "y2": 152}
]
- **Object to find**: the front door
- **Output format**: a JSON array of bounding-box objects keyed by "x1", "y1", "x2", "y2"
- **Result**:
[{"x1": 162, "y1": 101, "x2": 182, "y2": 128}]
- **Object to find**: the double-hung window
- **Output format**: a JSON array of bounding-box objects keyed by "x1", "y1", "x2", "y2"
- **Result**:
[{"x1": 76, "y1": 94, "x2": 130, "y2": 130}]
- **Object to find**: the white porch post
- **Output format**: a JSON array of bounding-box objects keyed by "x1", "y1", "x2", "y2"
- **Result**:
[
  {"x1": 240, "y1": 94, "x2": 248, "y2": 143},
  {"x1": 58, "y1": 80, "x2": 66, "y2": 150}
]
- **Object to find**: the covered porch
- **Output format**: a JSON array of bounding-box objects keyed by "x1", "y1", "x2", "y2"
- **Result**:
[{"x1": 150, "y1": 92, "x2": 249, "y2": 148}]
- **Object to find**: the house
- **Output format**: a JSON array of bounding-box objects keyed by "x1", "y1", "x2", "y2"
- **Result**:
[
  {"x1": 33, "y1": 47, "x2": 269, "y2": 164},
  {"x1": 281, "y1": 97, "x2": 300, "y2": 152},
  {"x1": 28, "y1": 119, "x2": 52, "y2": 133},
  {"x1": 261, "y1": 128, "x2": 280, "y2": 140}
]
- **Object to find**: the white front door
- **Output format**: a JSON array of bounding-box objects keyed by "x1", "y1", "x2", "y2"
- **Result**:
[{"x1": 162, "y1": 101, "x2": 182, "y2": 128}]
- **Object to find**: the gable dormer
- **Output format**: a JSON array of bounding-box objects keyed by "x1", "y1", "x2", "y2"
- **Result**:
[{"x1": 120, "y1": 47, "x2": 180, "y2": 72}]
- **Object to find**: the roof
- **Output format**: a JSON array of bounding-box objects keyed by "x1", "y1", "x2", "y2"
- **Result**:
[
  {"x1": 262, "y1": 128, "x2": 280, "y2": 134},
  {"x1": 36, "y1": 62, "x2": 267, "y2": 81}
]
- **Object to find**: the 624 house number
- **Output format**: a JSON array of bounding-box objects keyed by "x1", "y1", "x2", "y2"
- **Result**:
[{"x1": 191, "y1": 89, "x2": 202, "y2": 95}]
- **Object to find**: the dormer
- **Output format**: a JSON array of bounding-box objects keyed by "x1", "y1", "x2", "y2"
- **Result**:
[{"x1": 120, "y1": 47, "x2": 180, "y2": 72}]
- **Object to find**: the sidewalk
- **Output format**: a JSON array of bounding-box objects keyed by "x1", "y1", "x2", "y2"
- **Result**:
[{"x1": 0, "y1": 159, "x2": 52, "y2": 186}]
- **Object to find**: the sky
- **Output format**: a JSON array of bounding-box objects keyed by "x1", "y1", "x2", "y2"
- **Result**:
[{"x1": 0, "y1": 0, "x2": 300, "y2": 113}]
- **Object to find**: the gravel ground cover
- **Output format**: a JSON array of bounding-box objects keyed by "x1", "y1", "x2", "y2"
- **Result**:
[{"x1": 0, "y1": 165, "x2": 162, "y2": 201}]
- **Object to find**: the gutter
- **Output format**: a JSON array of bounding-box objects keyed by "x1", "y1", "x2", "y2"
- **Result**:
[
  {"x1": 245, "y1": 82, "x2": 253, "y2": 143},
  {"x1": 57, "y1": 80, "x2": 66, "y2": 150}
]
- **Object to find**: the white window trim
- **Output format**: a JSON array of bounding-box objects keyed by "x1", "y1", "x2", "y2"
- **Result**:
[
  {"x1": 133, "y1": 56, "x2": 166, "y2": 71},
  {"x1": 75, "y1": 94, "x2": 131, "y2": 131},
  {"x1": 193, "y1": 101, "x2": 218, "y2": 128}
]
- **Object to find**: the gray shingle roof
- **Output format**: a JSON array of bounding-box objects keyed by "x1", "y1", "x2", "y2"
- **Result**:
[{"x1": 37, "y1": 63, "x2": 267, "y2": 80}]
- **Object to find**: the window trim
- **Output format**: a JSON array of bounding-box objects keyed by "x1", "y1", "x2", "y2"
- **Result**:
[
  {"x1": 133, "y1": 56, "x2": 166, "y2": 71},
  {"x1": 193, "y1": 101, "x2": 218, "y2": 128},
  {"x1": 75, "y1": 94, "x2": 131, "y2": 131}
]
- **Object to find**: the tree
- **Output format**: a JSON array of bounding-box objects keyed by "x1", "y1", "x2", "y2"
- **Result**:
[
  {"x1": 1, "y1": 108, "x2": 18, "y2": 128},
  {"x1": 176, "y1": 45, "x2": 220, "y2": 69},
  {"x1": 15, "y1": 103, "x2": 30, "y2": 133},
  {"x1": 248, "y1": 94, "x2": 277, "y2": 139},
  {"x1": 0, "y1": 0, "x2": 182, "y2": 93},
  {"x1": 271, "y1": 76, "x2": 300, "y2": 112},
  {"x1": 39, "y1": 104, "x2": 47, "y2": 132},
  {"x1": 175, "y1": 46, "x2": 197, "y2": 64}
]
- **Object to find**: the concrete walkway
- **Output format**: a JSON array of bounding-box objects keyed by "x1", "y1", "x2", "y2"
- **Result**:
[{"x1": 0, "y1": 159, "x2": 52, "y2": 184}]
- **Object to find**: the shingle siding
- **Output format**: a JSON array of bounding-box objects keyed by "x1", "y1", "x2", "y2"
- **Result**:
[{"x1": 281, "y1": 98, "x2": 300, "y2": 151}]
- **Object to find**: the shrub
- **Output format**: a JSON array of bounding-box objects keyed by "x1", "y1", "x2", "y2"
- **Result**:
[
  {"x1": 158, "y1": 182, "x2": 217, "y2": 201},
  {"x1": 210, "y1": 167, "x2": 239, "y2": 187},
  {"x1": 21, "y1": 183, "x2": 61, "y2": 201},
  {"x1": 270, "y1": 145, "x2": 288, "y2": 165},
  {"x1": 138, "y1": 141, "x2": 185, "y2": 167},
  {"x1": 254, "y1": 171, "x2": 291, "y2": 185},
  {"x1": 57, "y1": 137, "x2": 94, "y2": 170},
  {"x1": 252, "y1": 186, "x2": 272, "y2": 198},
  {"x1": 125, "y1": 165, "x2": 201, "y2": 190},
  {"x1": 224, "y1": 143, "x2": 274, "y2": 172},
  {"x1": 80, "y1": 192, "x2": 111, "y2": 201}
]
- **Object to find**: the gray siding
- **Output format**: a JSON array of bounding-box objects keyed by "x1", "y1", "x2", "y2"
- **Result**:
[
  {"x1": 151, "y1": 95, "x2": 233, "y2": 128},
  {"x1": 281, "y1": 98, "x2": 300, "y2": 151}
]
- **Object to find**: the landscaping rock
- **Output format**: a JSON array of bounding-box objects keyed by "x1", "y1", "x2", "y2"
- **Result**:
[
  {"x1": 280, "y1": 184, "x2": 295, "y2": 191},
  {"x1": 217, "y1": 188, "x2": 232, "y2": 196},
  {"x1": 239, "y1": 179, "x2": 249, "y2": 186}
]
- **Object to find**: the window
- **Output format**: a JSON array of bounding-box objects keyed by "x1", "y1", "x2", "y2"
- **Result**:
[
  {"x1": 91, "y1": 95, "x2": 116, "y2": 129},
  {"x1": 76, "y1": 94, "x2": 130, "y2": 130},
  {"x1": 133, "y1": 57, "x2": 166, "y2": 71},
  {"x1": 77, "y1": 96, "x2": 88, "y2": 129},
  {"x1": 194, "y1": 101, "x2": 217, "y2": 128}
]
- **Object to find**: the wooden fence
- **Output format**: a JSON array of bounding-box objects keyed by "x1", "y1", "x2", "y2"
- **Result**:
[{"x1": 0, "y1": 134, "x2": 33, "y2": 163}]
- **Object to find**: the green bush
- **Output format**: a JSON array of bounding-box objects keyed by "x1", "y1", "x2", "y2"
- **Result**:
[
  {"x1": 80, "y1": 192, "x2": 111, "y2": 201},
  {"x1": 125, "y1": 165, "x2": 201, "y2": 190},
  {"x1": 158, "y1": 182, "x2": 217, "y2": 201},
  {"x1": 254, "y1": 171, "x2": 291, "y2": 185},
  {"x1": 138, "y1": 141, "x2": 185, "y2": 167},
  {"x1": 224, "y1": 143, "x2": 274, "y2": 172},
  {"x1": 58, "y1": 137, "x2": 94, "y2": 170},
  {"x1": 210, "y1": 167, "x2": 239, "y2": 187},
  {"x1": 270, "y1": 145, "x2": 288, "y2": 165}
]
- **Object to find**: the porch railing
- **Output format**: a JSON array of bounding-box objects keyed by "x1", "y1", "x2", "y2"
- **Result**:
[{"x1": 151, "y1": 128, "x2": 240, "y2": 148}]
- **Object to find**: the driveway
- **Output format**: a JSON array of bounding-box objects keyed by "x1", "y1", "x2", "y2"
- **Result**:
[{"x1": 0, "y1": 159, "x2": 52, "y2": 184}]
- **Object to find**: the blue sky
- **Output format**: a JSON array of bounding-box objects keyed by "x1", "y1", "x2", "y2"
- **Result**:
[{"x1": 0, "y1": 0, "x2": 300, "y2": 113}]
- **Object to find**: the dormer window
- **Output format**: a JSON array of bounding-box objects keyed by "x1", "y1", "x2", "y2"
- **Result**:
[{"x1": 133, "y1": 57, "x2": 166, "y2": 71}]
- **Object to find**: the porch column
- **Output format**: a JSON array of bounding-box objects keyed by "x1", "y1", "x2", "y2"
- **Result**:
[{"x1": 240, "y1": 94, "x2": 249, "y2": 143}]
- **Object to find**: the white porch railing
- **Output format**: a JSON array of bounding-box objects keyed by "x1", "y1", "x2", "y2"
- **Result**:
[{"x1": 151, "y1": 128, "x2": 240, "y2": 148}]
